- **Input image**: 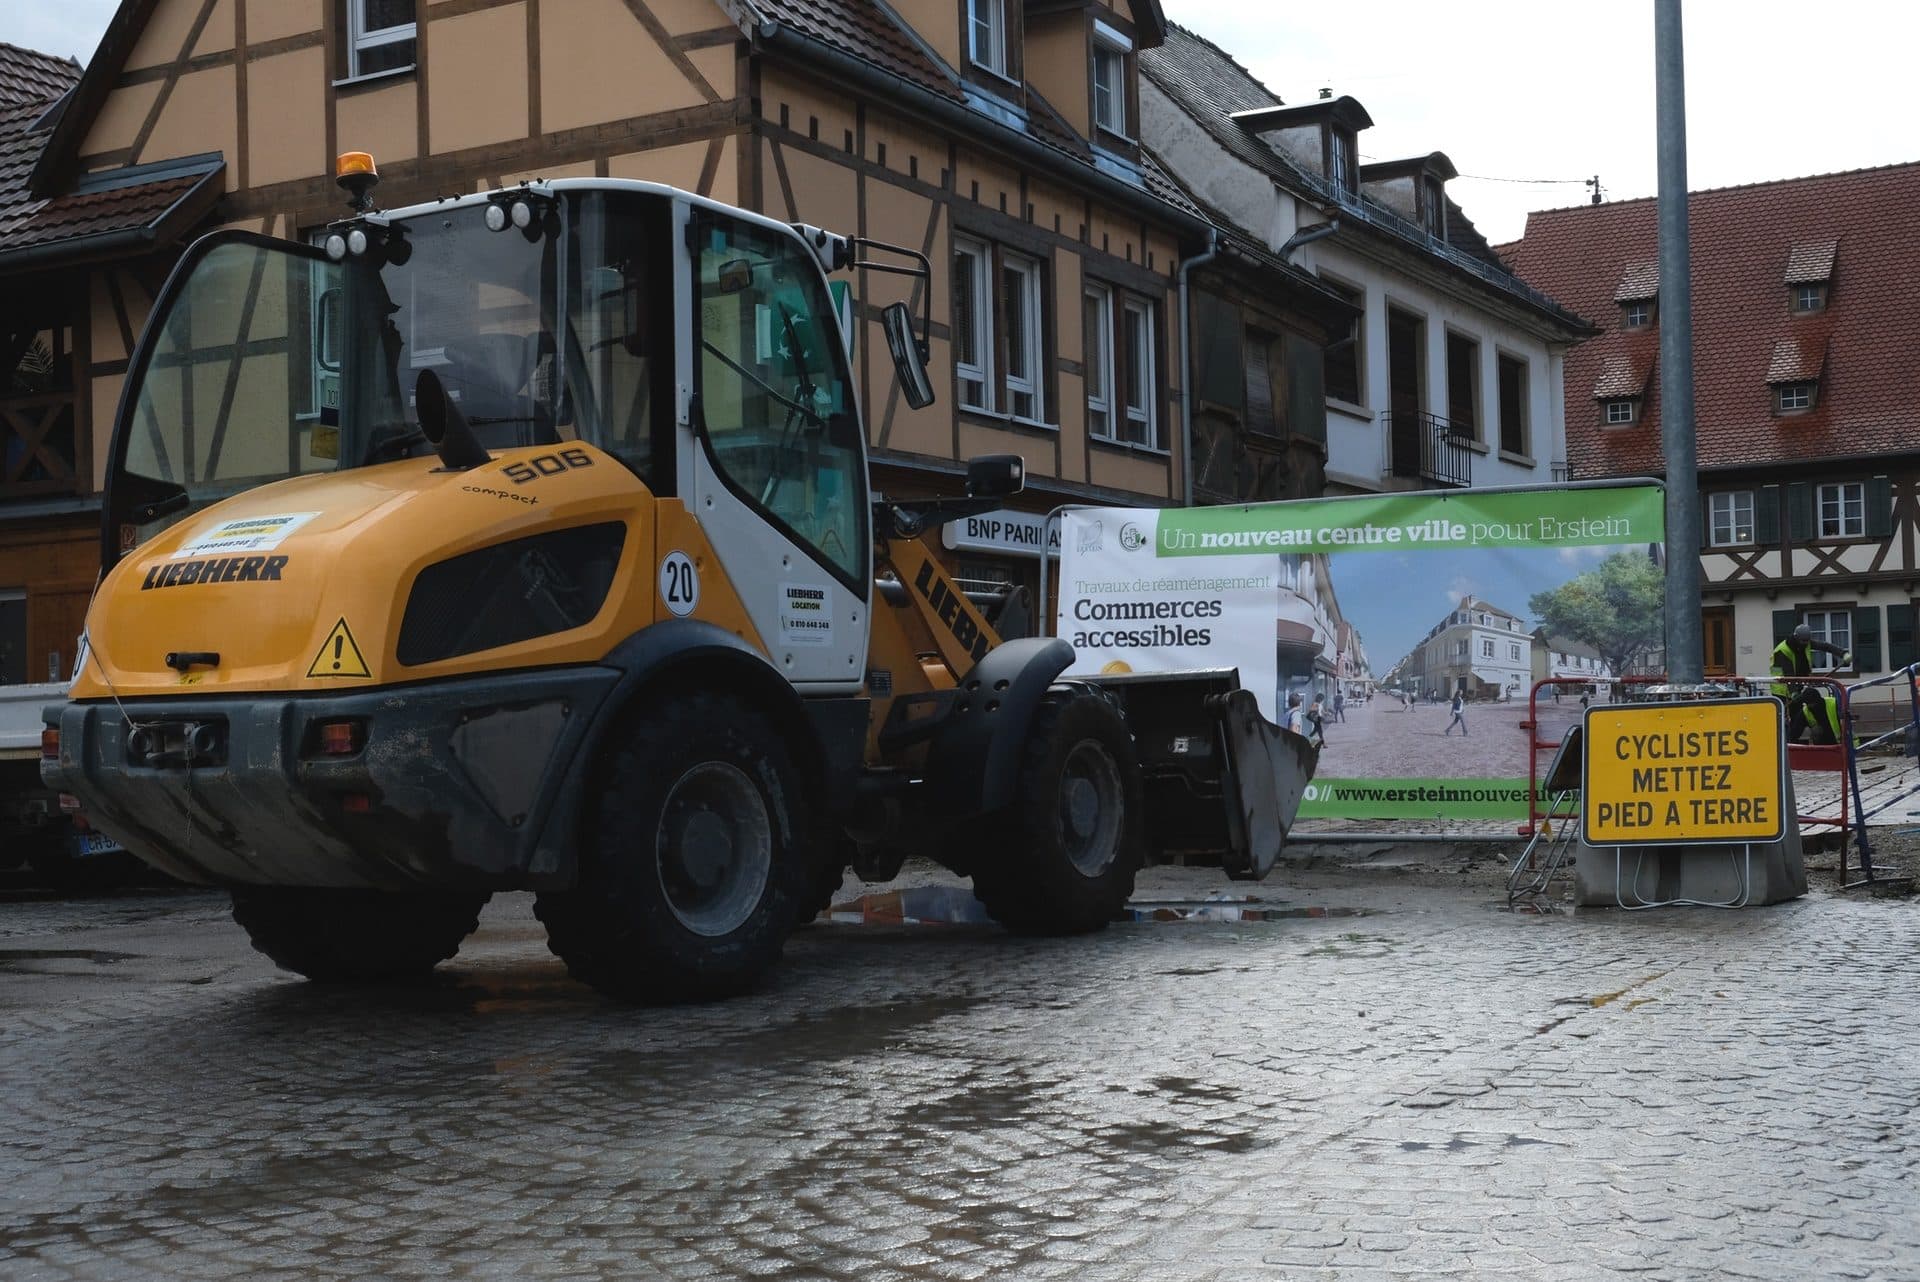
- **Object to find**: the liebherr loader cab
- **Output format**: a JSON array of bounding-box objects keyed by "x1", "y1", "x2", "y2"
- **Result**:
[{"x1": 46, "y1": 165, "x2": 1314, "y2": 1002}]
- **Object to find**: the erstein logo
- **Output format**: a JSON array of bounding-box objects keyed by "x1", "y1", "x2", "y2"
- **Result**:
[{"x1": 1118, "y1": 522, "x2": 1147, "y2": 552}]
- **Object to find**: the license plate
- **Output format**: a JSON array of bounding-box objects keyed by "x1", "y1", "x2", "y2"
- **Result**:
[{"x1": 72, "y1": 831, "x2": 124, "y2": 858}]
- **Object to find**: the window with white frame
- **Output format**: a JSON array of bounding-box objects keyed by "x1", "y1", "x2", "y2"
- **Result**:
[
  {"x1": 1000, "y1": 252, "x2": 1044, "y2": 422},
  {"x1": 1603, "y1": 398, "x2": 1638, "y2": 426},
  {"x1": 1456, "y1": 639, "x2": 1468, "y2": 657},
  {"x1": 1509, "y1": 642, "x2": 1522, "y2": 661},
  {"x1": 1792, "y1": 282, "x2": 1827, "y2": 313},
  {"x1": 1084, "y1": 284, "x2": 1113, "y2": 438},
  {"x1": 1775, "y1": 381, "x2": 1816, "y2": 413},
  {"x1": 1092, "y1": 22, "x2": 1131, "y2": 135},
  {"x1": 1481, "y1": 638, "x2": 1495, "y2": 658},
  {"x1": 952, "y1": 236, "x2": 992, "y2": 410},
  {"x1": 1818, "y1": 481, "x2": 1865, "y2": 538},
  {"x1": 1708, "y1": 490, "x2": 1755, "y2": 547},
  {"x1": 1803, "y1": 609, "x2": 1851, "y2": 671},
  {"x1": 1120, "y1": 296, "x2": 1155, "y2": 446},
  {"x1": 1622, "y1": 299, "x2": 1654, "y2": 330},
  {"x1": 346, "y1": 0, "x2": 416, "y2": 79},
  {"x1": 968, "y1": 0, "x2": 1007, "y2": 76}
]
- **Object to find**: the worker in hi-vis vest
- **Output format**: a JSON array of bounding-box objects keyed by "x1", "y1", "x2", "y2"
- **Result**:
[{"x1": 1771, "y1": 623, "x2": 1850, "y2": 743}]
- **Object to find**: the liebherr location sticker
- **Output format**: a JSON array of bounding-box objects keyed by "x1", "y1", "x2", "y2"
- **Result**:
[
  {"x1": 1582, "y1": 698, "x2": 1785, "y2": 846},
  {"x1": 780, "y1": 583, "x2": 832, "y2": 647},
  {"x1": 173, "y1": 512, "x2": 319, "y2": 557}
]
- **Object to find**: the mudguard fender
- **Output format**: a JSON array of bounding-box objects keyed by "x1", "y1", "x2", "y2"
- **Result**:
[{"x1": 923, "y1": 636, "x2": 1075, "y2": 816}]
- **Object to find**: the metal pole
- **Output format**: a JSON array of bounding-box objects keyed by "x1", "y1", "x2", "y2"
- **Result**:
[{"x1": 1655, "y1": 0, "x2": 1702, "y2": 683}]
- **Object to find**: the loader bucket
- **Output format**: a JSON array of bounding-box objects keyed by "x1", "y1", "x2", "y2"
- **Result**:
[{"x1": 1080, "y1": 670, "x2": 1319, "y2": 881}]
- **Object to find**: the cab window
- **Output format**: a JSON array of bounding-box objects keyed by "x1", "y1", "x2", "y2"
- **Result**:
[{"x1": 693, "y1": 215, "x2": 865, "y2": 588}]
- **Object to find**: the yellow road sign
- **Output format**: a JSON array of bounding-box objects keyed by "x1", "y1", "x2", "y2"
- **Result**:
[
  {"x1": 1582, "y1": 697, "x2": 1785, "y2": 846},
  {"x1": 306, "y1": 617, "x2": 372, "y2": 679}
]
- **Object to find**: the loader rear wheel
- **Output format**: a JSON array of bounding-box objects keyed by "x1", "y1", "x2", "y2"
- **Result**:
[
  {"x1": 229, "y1": 887, "x2": 489, "y2": 983},
  {"x1": 972, "y1": 691, "x2": 1145, "y2": 935},
  {"x1": 536, "y1": 692, "x2": 804, "y2": 1002}
]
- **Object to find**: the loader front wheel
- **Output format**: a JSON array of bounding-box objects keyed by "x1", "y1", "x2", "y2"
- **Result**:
[
  {"x1": 536, "y1": 692, "x2": 804, "y2": 1002},
  {"x1": 972, "y1": 691, "x2": 1145, "y2": 935},
  {"x1": 229, "y1": 887, "x2": 489, "y2": 983}
]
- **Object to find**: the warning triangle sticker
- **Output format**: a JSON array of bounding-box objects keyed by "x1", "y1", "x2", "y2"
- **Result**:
[{"x1": 306, "y1": 618, "x2": 372, "y2": 679}]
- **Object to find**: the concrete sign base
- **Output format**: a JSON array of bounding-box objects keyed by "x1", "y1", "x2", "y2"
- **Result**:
[{"x1": 1572, "y1": 771, "x2": 1809, "y2": 908}]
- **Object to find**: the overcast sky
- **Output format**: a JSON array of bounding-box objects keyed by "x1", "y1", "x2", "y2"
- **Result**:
[{"x1": 6, "y1": 1, "x2": 1914, "y2": 244}]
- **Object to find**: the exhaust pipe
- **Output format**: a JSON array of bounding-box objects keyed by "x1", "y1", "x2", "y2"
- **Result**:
[{"x1": 414, "y1": 368, "x2": 493, "y2": 471}]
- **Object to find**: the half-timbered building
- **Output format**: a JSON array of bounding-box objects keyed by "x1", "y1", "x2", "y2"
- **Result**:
[
  {"x1": 0, "y1": 0, "x2": 1232, "y2": 633},
  {"x1": 1503, "y1": 162, "x2": 1920, "y2": 683}
]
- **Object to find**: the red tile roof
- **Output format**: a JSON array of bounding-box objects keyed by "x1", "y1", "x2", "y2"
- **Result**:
[
  {"x1": 747, "y1": 0, "x2": 964, "y2": 102},
  {"x1": 1501, "y1": 161, "x2": 1920, "y2": 477}
]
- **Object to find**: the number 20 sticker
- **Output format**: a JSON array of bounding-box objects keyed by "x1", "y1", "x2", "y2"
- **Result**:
[{"x1": 660, "y1": 550, "x2": 700, "y2": 617}]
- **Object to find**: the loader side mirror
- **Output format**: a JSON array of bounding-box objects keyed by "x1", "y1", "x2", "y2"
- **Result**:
[
  {"x1": 966, "y1": 453, "x2": 1024, "y2": 499},
  {"x1": 882, "y1": 301, "x2": 935, "y2": 410}
]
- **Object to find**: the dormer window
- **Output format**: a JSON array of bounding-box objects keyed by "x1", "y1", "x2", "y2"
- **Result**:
[
  {"x1": 1092, "y1": 21, "x2": 1133, "y2": 137},
  {"x1": 968, "y1": 0, "x2": 1007, "y2": 77},
  {"x1": 1622, "y1": 298, "x2": 1655, "y2": 330},
  {"x1": 1792, "y1": 282, "x2": 1827, "y2": 314},
  {"x1": 1774, "y1": 381, "x2": 1817, "y2": 414},
  {"x1": 1603, "y1": 398, "x2": 1639, "y2": 426},
  {"x1": 1422, "y1": 177, "x2": 1445, "y2": 238},
  {"x1": 1784, "y1": 238, "x2": 1836, "y2": 316},
  {"x1": 1329, "y1": 128, "x2": 1355, "y2": 195}
]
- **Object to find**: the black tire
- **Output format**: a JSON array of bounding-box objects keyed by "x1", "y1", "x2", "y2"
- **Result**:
[
  {"x1": 229, "y1": 887, "x2": 489, "y2": 983},
  {"x1": 971, "y1": 690, "x2": 1146, "y2": 935},
  {"x1": 535, "y1": 691, "x2": 806, "y2": 1002}
]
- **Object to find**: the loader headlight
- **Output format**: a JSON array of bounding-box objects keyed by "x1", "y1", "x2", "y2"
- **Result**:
[
  {"x1": 324, "y1": 233, "x2": 348, "y2": 261},
  {"x1": 485, "y1": 204, "x2": 509, "y2": 232},
  {"x1": 346, "y1": 228, "x2": 370, "y2": 256}
]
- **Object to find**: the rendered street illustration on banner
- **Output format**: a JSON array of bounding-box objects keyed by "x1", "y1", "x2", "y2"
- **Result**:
[{"x1": 1056, "y1": 485, "x2": 1667, "y2": 821}]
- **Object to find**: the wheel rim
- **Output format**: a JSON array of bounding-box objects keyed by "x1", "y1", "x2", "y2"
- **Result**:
[
  {"x1": 655, "y1": 762, "x2": 773, "y2": 937},
  {"x1": 1058, "y1": 739, "x2": 1124, "y2": 877}
]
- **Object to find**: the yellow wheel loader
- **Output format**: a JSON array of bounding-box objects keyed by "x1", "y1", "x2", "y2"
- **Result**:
[{"x1": 43, "y1": 158, "x2": 1315, "y2": 1001}]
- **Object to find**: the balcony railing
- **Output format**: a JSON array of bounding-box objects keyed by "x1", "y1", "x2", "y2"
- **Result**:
[
  {"x1": 1, "y1": 390, "x2": 81, "y2": 498},
  {"x1": 1386, "y1": 410, "x2": 1472, "y2": 488}
]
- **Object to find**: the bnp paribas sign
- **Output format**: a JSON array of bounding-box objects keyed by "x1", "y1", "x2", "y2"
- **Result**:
[{"x1": 1056, "y1": 485, "x2": 1666, "y2": 822}]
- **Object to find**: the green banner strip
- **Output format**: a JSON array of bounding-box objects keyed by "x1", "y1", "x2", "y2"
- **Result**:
[
  {"x1": 1151, "y1": 485, "x2": 1665, "y2": 558},
  {"x1": 1300, "y1": 777, "x2": 1543, "y2": 821}
]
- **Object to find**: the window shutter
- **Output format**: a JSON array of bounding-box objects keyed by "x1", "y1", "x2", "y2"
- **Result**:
[
  {"x1": 1284, "y1": 333, "x2": 1327, "y2": 446},
  {"x1": 1886, "y1": 603, "x2": 1915, "y2": 674},
  {"x1": 1786, "y1": 482, "x2": 1812, "y2": 542},
  {"x1": 1244, "y1": 335, "x2": 1276, "y2": 436},
  {"x1": 1771, "y1": 609, "x2": 1797, "y2": 667},
  {"x1": 1854, "y1": 606, "x2": 1882, "y2": 673},
  {"x1": 1755, "y1": 485, "x2": 1781, "y2": 544},
  {"x1": 1868, "y1": 474, "x2": 1893, "y2": 538}
]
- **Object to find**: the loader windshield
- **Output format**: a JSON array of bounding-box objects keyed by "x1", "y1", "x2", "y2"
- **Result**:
[{"x1": 108, "y1": 203, "x2": 567, "y2": 552}]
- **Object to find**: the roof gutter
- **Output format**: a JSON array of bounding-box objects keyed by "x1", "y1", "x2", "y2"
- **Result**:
[{"x1": 754, "y1": 20, "x2": 1209, "y2": 242}]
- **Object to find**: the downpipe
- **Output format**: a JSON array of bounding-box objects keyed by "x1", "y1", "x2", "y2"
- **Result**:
[{"x1": 1176, "y1": 228, "x2": 1219, "y2": 508}]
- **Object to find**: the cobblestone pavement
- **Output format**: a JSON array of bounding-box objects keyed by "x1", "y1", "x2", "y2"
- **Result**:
[{"x1": 1, "y1": 861, "x2": 1917, "y2": 1281}]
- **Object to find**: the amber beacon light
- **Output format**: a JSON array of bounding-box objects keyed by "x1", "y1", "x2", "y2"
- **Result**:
[{"x1": 336, "y1": 151, "x2": 381, "y2": 212}]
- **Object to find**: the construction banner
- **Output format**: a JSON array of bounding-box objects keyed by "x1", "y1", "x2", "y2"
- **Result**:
[{"x1": 1056, "y1": 485, "x2": 1666, "y2": 821}]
